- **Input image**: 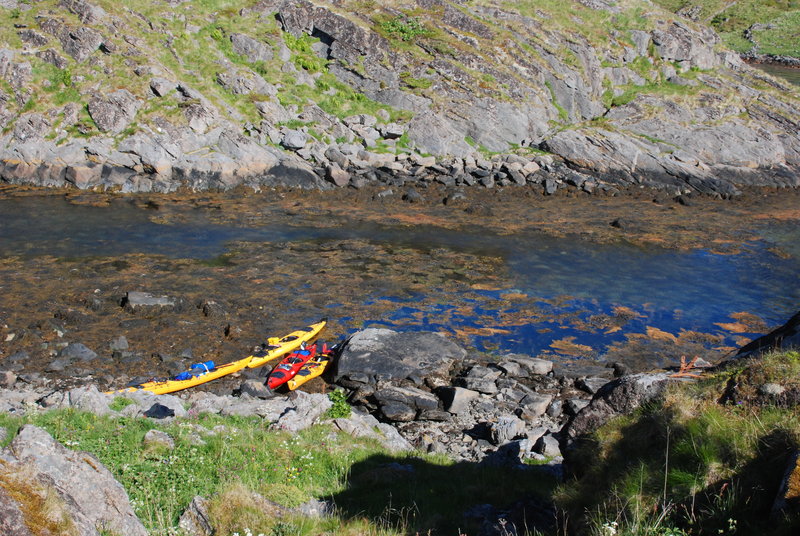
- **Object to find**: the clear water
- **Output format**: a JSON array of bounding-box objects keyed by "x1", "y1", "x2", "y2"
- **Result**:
[
  {"x1": 753, "y1": 63, "x2": 800, "y2": 87},
  {"x1": 1, "y1": 196, "x2": 798, "y2": 365}
]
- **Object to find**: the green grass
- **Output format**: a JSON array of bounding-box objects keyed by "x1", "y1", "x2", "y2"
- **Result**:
[
  {"x1": 0, "y1": 406, "x2": 557, "y2": 536},
  {"x1": 325, "y1": 389, "x2": 352, "y2": 419},
  {"x1": 544, "y1": 80, "x2": 569, "y2": 121},
  {"x1": 379, "y1": 16, "x2": 431, "y2": 43},
  {"x1": 558, "y1": 350, "x2": 800, "y2": 536},
  {"x1": 652, "y1": 0, "x2": 800, "y2": 57},
  {"x1": 610, "y1": 80, "x2": 700, "y2": 107}
]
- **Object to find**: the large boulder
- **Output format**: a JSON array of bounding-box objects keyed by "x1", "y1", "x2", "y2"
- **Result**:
[
  {"x1": 3, "y1": 425, "x2": 147, "y2": 536},
  {"x1": 334, "y1": 328, "x2": 465, "y2": 384},
  {"x1": 561, "y1": 372, "x2": 672, "y2": 443}
]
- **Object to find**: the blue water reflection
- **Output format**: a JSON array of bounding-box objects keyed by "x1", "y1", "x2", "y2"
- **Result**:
[{"x1": 1, "y1": 195, "x2": 798, "y2": 364}]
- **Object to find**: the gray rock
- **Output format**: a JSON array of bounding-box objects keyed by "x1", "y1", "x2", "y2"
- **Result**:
[
  {"x1": 457, "y1": 365, "x2": 501, "y2": 394},
  {"x1": 519, "y1": 393, "x2": 553, "y2": 418},
  {"x1": 326, "y1": 163, "x2": 350, "y2": 187},
  {"x1": 374, "y1": 385, "x2": 439, "y2": 411},
  {"x1": 230, "y1": 33, "x2": 272, "y2": 63},
  {"x1": 490, "y1": 416, "x2": 527, "y2": 445},
  {"x1": 380, "y1": 122, "x2": 405, "y2": 139},
  {"x1": 239, "y1": 379, "x2": 272, "y2": 399},
  {"x1": 564, "y1": 398, "x2": 590, "y2": 416},
  {"x1": 54, "y1": 25, "x2": 103, "y2": 62},
  {"x1": 497, "y1": 360, "x2": 527, "y2": 378},
  {"x1": 281, "y1": 129, "x2": 308, "y2": 150},
  {"x1": 150, "y1": 77, "x2": 177, "y2": 97},
  {"x1": 274, "y1": 391, "x2": 332, "y2": 432},
  {"x1": 87, "y1": 89, "x2": 140, "y2": 134},
  {"x1": 457, "y1": 376, "x2": 498, "y2": 395},
  {"x1": 576, "y1": 376, "x2": 610, "y2": 395},
  {"x1": 533, "y1": 433, "x2": 561, "y2": 458},
  {"x1": 58, "y1": 342, "x2": 98, "y2": 362},
  {"x1": 380, "y1": 401, "x2": 417, "y2": 422},
  {"x1": 417, "y1": 409, "x2": 451, "y2": 421},
  {"x1": 562, "y1": 372, "x2": 671, "y2": 442},
  {"x1": 335, "y1": 328, "x2": 464, "y2": 383},
  {"x1": 8, "y1": 425, "x2": 147, "y2": 536},
  {"x1": 759, "y1": 383, "x2": 785, "y2": 397},
  {"x1": 143, "y1": 429, "x2": 175, "y2": 450},
  {"x1": 402, "y1": 188, "x2": 425, "y2": 203},
  {"x1": 179, "y1": 495, "x2": 213, "y2": 536},
  {"x1": 295, "y1": 497, "x2": 333, "y2": 518},
  {"x1": 110, "y1": 335, "x2": 129, "y2": 351},
  {"x1": 545, "y1": 399, "x2": 563, "y2": 418},
  {"x1": 123, "y1": 291, "x2": 177, "y2": 313},
  {"x1": 18, "y1": 28, "x2": 48, "y2": 47},
  {"x1": 38, "y1": 48, "x2": 69, "y2": 70},
  {"x1": 60, "y1": 0, "x2": 108, "y2": 24},
  {"x1": 331, "y1": 411, "x2": 412, "y2": 452},
  {"x1": 439, "y1": 386, "x2": 480, "y2": 414},
  {"x1": 66, "y1": 385, "x2": 112, "y2": 415},
  {"x1": 407, "y1": 113, "x2": 473, "y2": 158},
  {"x1": 12, "y1": 113, "x2": 49, "y2": 143}
]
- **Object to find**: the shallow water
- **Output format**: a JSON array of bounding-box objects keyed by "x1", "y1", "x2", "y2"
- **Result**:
[
  {"x1": 753, "y1": 63, "x2": 800, "y2": 87},
  {"x1": 1, "y1": 195, "x2": 798, "y2": 372}
]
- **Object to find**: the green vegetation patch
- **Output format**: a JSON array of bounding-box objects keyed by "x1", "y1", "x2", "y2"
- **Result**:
[
  {"x1": 0, "y1": 407, "x2": 557, "y2": 536},
  {"x1": 558, "y1": 350, "x2": 800, "y2": 536},
  {"x1": 653, "y1": 0, "x2": 800, "y2": 58},
  {"x1": 379, "y1": 16, "x2": 431, "y2": 43}
]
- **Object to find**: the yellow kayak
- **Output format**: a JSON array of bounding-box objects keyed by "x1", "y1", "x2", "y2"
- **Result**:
[
  {"x1": 286, "y1": 350, "x2": 332, "y2": 391},
  {"x1": 246, "y1": 319, "x2": 327, "y2": 368},
  {"x1": 110, "y1": 356, "x2": 253, "y2": 395}
]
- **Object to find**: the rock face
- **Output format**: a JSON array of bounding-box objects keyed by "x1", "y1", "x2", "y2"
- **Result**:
[
  {"x1": 2, "y1": 424, "x2": 148, "y2": 536},
  {"x1": 0, "y1": 1, "x2": 797, "y2": 195},
  {"x1": 334, "y1": 328, "x2": 464, "y2": 383},
  {"x1": 87, "y1": 89, "x2": 140, "y2": 134},
  {"x1": 561, "y1": 372, "x2": 672, "y2": 443}
]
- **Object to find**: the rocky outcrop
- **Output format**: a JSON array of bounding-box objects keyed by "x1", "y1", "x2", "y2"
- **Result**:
[
  {"x1": 561, "y1": 372, "x2": 672, "y2": 444},
  {"x1": 0, "y1": 1, "x2": 795, "y2": 195},
  {"x1": 1, "y1": 424, "x2": 147, "y2": 536},
  {"x1": 334, "y1": 328, "x2": 464, "y2": 384}
]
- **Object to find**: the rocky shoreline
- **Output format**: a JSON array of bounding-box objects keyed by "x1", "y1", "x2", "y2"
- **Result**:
[{"x1": 2, "y1": 310, "x2": 797, "y2": 535}]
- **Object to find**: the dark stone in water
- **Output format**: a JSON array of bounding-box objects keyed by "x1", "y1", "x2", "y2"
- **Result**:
[
  {"x1": 7, "y1": 351, "x2": 29, "y2": 362},
  {"x1": 402, "y1": 188, "x2": 425, "y2": 203},
  {"x1": 58, "y1": 343, "x2": 98, "y2": 362}
]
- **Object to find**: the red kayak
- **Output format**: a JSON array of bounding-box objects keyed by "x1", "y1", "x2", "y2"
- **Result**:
[{"x1": 266, "y1": 343, "x2": 317, "y2": 390}]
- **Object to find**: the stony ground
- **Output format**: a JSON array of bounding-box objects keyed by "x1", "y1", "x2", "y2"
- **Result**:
[{"x1": 1, "y1": 184, "x2": 798, "y2": 393}]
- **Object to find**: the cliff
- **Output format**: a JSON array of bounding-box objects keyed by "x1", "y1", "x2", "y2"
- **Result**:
[{"x1": 0, "y1": 0, "x2": 798, "y2": 196}]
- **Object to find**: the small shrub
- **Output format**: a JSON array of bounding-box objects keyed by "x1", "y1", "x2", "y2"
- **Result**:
[
  {"x1": 380, "y1": 16, "x2": 430, "y2": 42},
  {"x1": 325, "y1": 389, "x2": 351, "y2": 419},
  {"x1": 109, "y1": 397, "x2": 135, "y2": 412}
]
